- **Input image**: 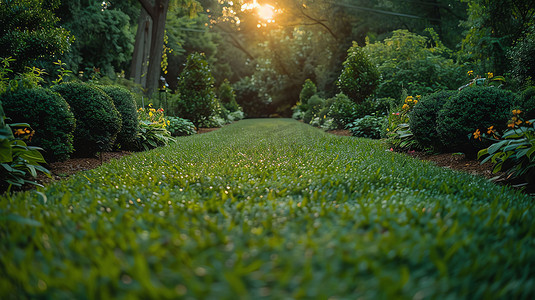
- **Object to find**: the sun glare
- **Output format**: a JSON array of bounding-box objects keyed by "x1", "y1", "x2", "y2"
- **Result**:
[
  {"x1": 257, "y1": 4, "x2": 275, "y2": 20},
  {"x1": 241, "y1": 0, "x2": 278, "y2": 24}
]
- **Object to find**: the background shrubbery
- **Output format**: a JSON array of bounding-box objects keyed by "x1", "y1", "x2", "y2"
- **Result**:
[
  {"x1": 176, "y1": 53, "x2": 219, "y2": 127},
  {"x1": 338, "y1": 42, "x2": 380, "y2": 103},
  {"x1": 364, "y1": 30, "x2": 464, "y2": 99}
]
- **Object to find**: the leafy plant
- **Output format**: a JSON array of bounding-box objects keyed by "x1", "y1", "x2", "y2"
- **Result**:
[
  {"x1": 338, "y1": 42, "x2": 380, "y2": 103},
  {"x1": 478, "y1": 110, "x2": 535, "y2": 189},
  {"x1": 346, "y1": 114, "x2": 386, "y2": 139},
  {"x1": 458, "y1": 70, "x2": 506, "y2": 90},
  {"x1": 136, "y1": 105, "x2": 175, "y2": 151},
  {"x1": 0, "y1": 103, "x2": 49, "y2": 192},
  {"x1": 167, "y1": 116, "x2": 196, "y2": 136},
  {"x1": 327, "y1": 93, "x2": 358, "y2": 129},
  {"x1": 52, "y1": 82, "x2": 122, "y2": 157},
  {"x1": 386, "y1": 95, "x2": 421, "y2": 151}
]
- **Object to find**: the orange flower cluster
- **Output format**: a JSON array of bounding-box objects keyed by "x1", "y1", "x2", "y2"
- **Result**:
[{"x1": 13, "y1": 127, "x2": 35, "y2": 141}]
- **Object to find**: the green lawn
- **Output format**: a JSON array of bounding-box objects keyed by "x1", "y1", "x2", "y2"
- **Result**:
[{"x1": 1, "y1": 119, "x2": 534, "y2": 299}]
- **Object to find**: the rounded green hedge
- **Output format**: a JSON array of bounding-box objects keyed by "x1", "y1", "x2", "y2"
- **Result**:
[
  {"x1": 1, "y1": 87, "x2": 75, "y2": 162},
  {"x1": 98, "y1": 85, "x2": 139, "y2": 150},
  {"x1": 519, "y1": 86, "x2": 535, "y2": 120},
  {"x1": 52, "y1": 82, "x2": 121, "y2": 157},
  {"x1": 436, "y1": 87, "x2": 517, "y2": 157},
  {"x1": 410, "y1": 90, "x2": 457, "y2": 151}
]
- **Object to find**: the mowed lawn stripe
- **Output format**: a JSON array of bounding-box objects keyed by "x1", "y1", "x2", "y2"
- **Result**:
[{"x1": 1, "y1": 118, "x2": 534, "y2": 299}]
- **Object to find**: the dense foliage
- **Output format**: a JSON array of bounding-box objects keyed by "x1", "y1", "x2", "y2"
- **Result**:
[
  {"x1": 299, "y1": 79, "x2": 317, "y2": 106},
  {"x1": 166, "y1": 116, "x2": 196, "y2": 136},
  {"x1": 509, "y1": 25, "x2": 535, "y2": 86},
  {"x1": 1, "y1": 120, "x2": 533, "y2": 298},
  {"x1": 52, "y1": 82, "x2": 121, "y2": 157},
  {"x1": 1, "y1": 87, "x2": 75, "y2": 162},
  {"x1": 57, "y1": 1, "x2": 135, "y2": 78},
  {"x1": 0, "y1": 0, "x2": 71, "y2": 74},
  {"x1": 326, "y1": 93, "x2": 357, "y2": 129},
  {"x1": 437, "y1": 87, "x2": 517, "y2": 156},
  {"x1": 218, "y1": 79, "x2": 240, "y2": 112},
  {"x1": 346, "y1": 114, "x2": 386, "y2": 139},
  {"x1": 135, "y1": 105, "x2": 174, "y2": 151},
  {"x1": 337, "y1": 42, "x2": 380, "y2": 103},
  {"x1": 364, "y1": 30, "x2": 464, "y2": 99},
  {"x1": 519, "y1": 86, "x2": 535, "y2": 120},
  {"x1": 410, "y1": 90, "x2": 457, "y2": 151},
  {"x1": 176, "y1": 53, "x2": 218, "y2": 126},
  {"x1": 98, "y1": 85, "x2": 139, "y2": 150}
]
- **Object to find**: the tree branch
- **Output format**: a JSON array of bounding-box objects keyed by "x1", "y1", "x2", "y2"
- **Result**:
[
  {"x1": 138, "y1": 0, "x2": 155, "y2": 20},
  {"x1": 299, "y1": 8, "x2": 338, "y2": 39}
]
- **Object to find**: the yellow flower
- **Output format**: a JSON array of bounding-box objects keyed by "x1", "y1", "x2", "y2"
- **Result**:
[
  {"x1": 167, "y1": 120, "x2": 171, "y2": 125},
  {"x1": 413, "y1": 100, "x2": 418, "y2": 105},
  {"x1": 512, "y1": 109, "x2": 522, "y2": 115},
  {"x1": 515, "y1": 120, "x2": 522, "y2": 125},
  {"x1": 405, "y1": 96, "x2": 414, "y2": 103},
  {"x1": 487, "y1": 126, "x2": 495, "y2": 135},
  {"x1": 467, "y1": 70, "x2": 474, "y2": 76},
  {"x1": 487, "y1": 72, "x2": 493, "y2": 79},
  {"x1": 149, "y1": 111, "x2": 153, "y2": 117},
  {"x1": 508, "y1": 122, "x2": 515, "y2": 128},
  {"x1": 148, "y1": 103, "x2": 153, "y2": 108},
  {"x1": 402, "y1": 104, "x2": 409, "y2": 110},
  {"x1": 473, "y1": 129, "x2": 481, "y2": 140}
]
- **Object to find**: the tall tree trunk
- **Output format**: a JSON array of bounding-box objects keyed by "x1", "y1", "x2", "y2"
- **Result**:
[
  {"x1": 131, "y1": 0, "x2": 169, "y2": 95},
  {"x1": 130, "y1": 9, "x2": 152, "y2": 89}
]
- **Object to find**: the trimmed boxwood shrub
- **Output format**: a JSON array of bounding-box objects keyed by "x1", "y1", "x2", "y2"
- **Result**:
[
  {"x1": 52, "y1": 82, "x2": 121, "y2": 157},
  {"x1": 1, "y1": 87, "x2": 75, "y2": 162},
  {"x1": 410, "y1": 90, "x2": 457, "y2": 151},
  {"x1": 519, "y1": 86, "x2": 535, "y2": 120},
  {"x1": 436, "y1": 87, "x2": 517, "y2": 157},
  {"x1": 98, "y1": 85, "x2": 139, "y2": 150}
]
